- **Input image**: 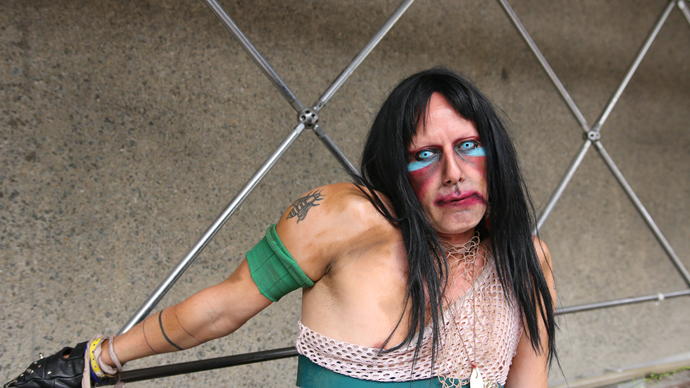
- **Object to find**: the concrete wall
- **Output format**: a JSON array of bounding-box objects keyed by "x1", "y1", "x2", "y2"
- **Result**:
[{"x1": 1, "y1": 0, "x2": 688, "y2": 386}]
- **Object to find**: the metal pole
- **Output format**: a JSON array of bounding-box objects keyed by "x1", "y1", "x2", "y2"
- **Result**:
[
  {"x1": 591, "y1": 0, "x2": 675, "y2": 133},
  {"x1": 206, "y1": 0, "x2": 365, "y2": 175},
  {"x1": 203, "y1": 0, "x2": 305, "y2": 113},
  {"x1": 105, "y1": 347, "x2": 299, "y2": 385},
  {"x1": 313, "y1": 0, "x2": 415, "y2": 112},
  {"x1": 679, "y1": 0, "x2": 690, "y2": 25},
  {"x1": 592, "y1": 140, "x2": 690, "y2": 286},
  {"x1": 119, "y1": 122, "x2": 307, "y2": 334},
  {"x1": 535, "y1": 140, "x2": 592, "y2": 231},
  {"x1": 556, "y1": 289, "x2": 690, "y2": 315},
  {"x1": 312, "y1": 125, "x2": 360, "y2": 176},
  {"x1": 497, "y1": 0, "x2": 589, "y2": 133},
  {"x1": 99, "y1": 289, "x2": 690, "y2": 385}
]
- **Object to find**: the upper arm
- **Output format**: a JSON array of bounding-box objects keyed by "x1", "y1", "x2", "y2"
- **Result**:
[
  {"x1": 176, "y1": 183, "x2": 379, "y2": 339},
  {"x1": 505, "y1": 238, "x2": 556, "y2": 388},
  {"x1": 173, "y1": 259, "x2": 273, "y2": 341},
  {"x1": 274, "y1": 183, "x2": 381, "y2": 282}
]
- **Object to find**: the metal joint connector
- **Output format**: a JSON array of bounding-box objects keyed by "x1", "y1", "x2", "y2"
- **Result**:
[
  {"x1": 298, "y1": 109, "x2": 319, "y2": 127},
  {"x1": 586, "y1": 130, "x2": 601, "y2": 141}
]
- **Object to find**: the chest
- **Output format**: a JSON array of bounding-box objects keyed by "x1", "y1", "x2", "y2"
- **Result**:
[{"x1": 301, "y1": 237, "x2": 410, "y2": 347}]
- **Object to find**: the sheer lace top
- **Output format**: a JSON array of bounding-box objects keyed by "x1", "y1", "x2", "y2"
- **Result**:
[{"x1": 295, "y1": 255, "x2": 522, "y2": 386}]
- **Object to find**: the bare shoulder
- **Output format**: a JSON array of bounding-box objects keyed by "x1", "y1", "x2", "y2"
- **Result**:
[
  {"x1": 278, "y1": 182, "x2": 391, "y2": 227},
  {"x1": 532, "y1": 236, "x2": 552, "y2": 270},
  {"x1": 532, "y1": 236, "x2": 556, "y2": 302},
  {"x1": 275, "y1": 182, "x2": 396, "y2": 280}
]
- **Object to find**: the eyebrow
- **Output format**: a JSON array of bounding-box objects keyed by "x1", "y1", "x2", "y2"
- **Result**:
[{"x1": 408, "y1": 136, "x2": 481, "y2": 153}]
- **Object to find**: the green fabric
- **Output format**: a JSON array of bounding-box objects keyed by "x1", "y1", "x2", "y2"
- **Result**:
[
  {"x1": 246, "y1": 224, "x2": 315, "y2": 302},
  {"x1": 296, "y1": 356, "x2": 445, "y2": 388},
  {"x1": 296, "y1": 356, "x2": 505, "y2": 388}
]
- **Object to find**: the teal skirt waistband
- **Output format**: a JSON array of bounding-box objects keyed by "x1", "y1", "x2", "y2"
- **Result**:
[{"x1": 297, "y1": 355, "x2": 494, "y2": 388}]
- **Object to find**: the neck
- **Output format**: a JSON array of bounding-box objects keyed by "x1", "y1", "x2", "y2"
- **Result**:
[{"x1": 438, "y1": 229, "x2": 475, "y2": 246}]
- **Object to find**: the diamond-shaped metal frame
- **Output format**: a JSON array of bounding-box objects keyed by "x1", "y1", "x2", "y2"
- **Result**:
[
  {"x1": 109, "y1": 0, "x2": 690, "y2": 383},
  {"x1": 119, "y1": 0, "x2": 414, "y2": 334},
  {"x1": 498, "y1": 0, "x2": 690, "y2": 316}
]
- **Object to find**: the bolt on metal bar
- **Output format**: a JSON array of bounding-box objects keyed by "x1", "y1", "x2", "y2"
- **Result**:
[
  {"x1": 119, "y1": 122, "x2": 307, "y2": 334},
  {"x1": 204, "y1": 0, "x2": 305, "y2": 113},
  {"x1": 205, "y1": 0, "x2": 374, "y2": 177},
  {"x1": 497, "y1": 0, "x2": 589, "y2": 133},
  {"x1": 312, "y1": 124, "x2": 360, "y2": 176},
  {"x1": 592, "y1": 0, "x2": 675, "y2": 133},
  {"x1": 679, "y1": 0, "x2": 690, "y2": 25},
  {"x1": 535, "y1": 140, "x2": 592, "y2": 232},
  {"x1": 592, "y1": 140, "x2": 690, "y2": 286},
  {"x1": 122, "y1": 0, "x2": 390, "y2": 333},
  {"x1": 313, "y1": 0, "x2": 415, "y2": 112},
  {"x1": 556, "y1": 289, "x2": 690, "y2": 315}
]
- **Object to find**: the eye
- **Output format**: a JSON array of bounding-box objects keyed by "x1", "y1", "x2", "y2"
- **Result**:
[
  {"x1": 456, "y1": 140, "x2": 486, "y2": 157},
  {"x1": 415, "y1": 149, "x2": 436, "y2": 161},
  {"x1": 407, "y1": 149, "x2": 439, "y2": 172},
  {"x1": 458, "y1": 140, "x2": 478, "y2": 151}
]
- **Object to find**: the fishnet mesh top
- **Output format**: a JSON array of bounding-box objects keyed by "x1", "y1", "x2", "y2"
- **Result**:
[{"x1": 295, "y1": 254, "x2": 522, "y2": 386}]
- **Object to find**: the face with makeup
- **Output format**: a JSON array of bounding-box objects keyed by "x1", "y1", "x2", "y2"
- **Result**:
[{"x1": 407, "y1": 93, "x2": 488, "y2": 245}]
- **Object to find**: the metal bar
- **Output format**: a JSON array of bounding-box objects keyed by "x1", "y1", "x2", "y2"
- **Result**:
[
  {"x1": 679, "y1": 0, "x2": 690, "y2": 25},
  {"x1": 535, "y1": 140, "x2": 592, "y2": 231},
  {"x1": 103, "y1": 347, "x2": 298, "y2": 385},
  {"x1": 313, "y1": 0, "x2": 415, "y2": 112},
  {"x1": 592, "y1": 140, "x2": 690, "y2": 286},
  {"x1": 204, "y1": 0, "x2": 305, "y2": 113},
  {"x1": 551, "y1": 358, "x2": 690, "y2": 388},
  {"x1": 103, "y1": 289, "x2": 690, "y2": 385},
  {"x1": 591, "y1": 0, "x2": 675, "y2": 133},
  {"x1": 556, "y1": 289, "x2": 690, "y2": 315},
  {"x1": 497, "y1": 0, "x2": 589, "y2": 133},
  {"x1": 118, "y1": 122, "x2": 307, "y2": 334},
  {"x1": 311, "y1": 125, "x2": 360, "y2": 176}
]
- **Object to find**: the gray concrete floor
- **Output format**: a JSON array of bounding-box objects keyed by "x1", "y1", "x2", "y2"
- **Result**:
[
  {"x1": 1, "y1": 1, "x2": 689, "y2": 387},
  {"x1": 604, "y1": 370, "x2": 690, "y2": 388}
]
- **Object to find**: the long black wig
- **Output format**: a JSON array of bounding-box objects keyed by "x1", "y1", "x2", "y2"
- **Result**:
[{"x1": 356, "y1": 67, "x2": 556, "y2": 367}]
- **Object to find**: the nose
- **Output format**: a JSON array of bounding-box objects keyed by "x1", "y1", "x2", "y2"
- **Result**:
[{"x1": 442, "y1": 152, "x2": 464, "y2": 186}]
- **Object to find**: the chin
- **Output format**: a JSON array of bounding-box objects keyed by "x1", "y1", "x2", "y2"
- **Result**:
[
  {"x1": 436, "y1": 214, "x2": 484, "y2": 232},
  {"x1": 434, "y1": 220, "x2": 482, "y2": 236}
]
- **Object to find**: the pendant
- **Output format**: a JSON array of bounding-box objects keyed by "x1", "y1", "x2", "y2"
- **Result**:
[{"x1": 469, "y1": 366, "x2": 483, "y2": 388}]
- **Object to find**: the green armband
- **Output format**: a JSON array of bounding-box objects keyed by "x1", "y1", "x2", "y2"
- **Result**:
[{"x1": 246, "y1": 224, "x2": 315, "y2": 302}]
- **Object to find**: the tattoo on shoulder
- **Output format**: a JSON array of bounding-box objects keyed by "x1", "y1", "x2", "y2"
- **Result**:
[{"x1": 287, "y1": 190, "x2": 324, "y2": 223}]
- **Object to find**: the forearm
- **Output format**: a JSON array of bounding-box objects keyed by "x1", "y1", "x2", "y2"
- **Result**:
[
  {"x1": 99, "y1": 291, "x2": 226, "y2": 365},
  {"x1": 98, "y1": 307, "x2": 193, "y2": 366},
  {"x1": 100, "y1": 260, "x2": 271, "y2": 367},
  {"x1": 4, "y1": 260, "x2": 271, "y2": 388}
]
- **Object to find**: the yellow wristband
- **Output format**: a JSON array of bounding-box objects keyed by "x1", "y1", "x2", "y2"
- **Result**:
[{"x1": 88, "y1": 337, "x2": 109, "y2": 377}]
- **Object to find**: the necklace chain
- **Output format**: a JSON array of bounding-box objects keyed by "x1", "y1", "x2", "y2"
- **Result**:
[{"x1": 440, "y1": 231, "x2": 486, "y2": 388}]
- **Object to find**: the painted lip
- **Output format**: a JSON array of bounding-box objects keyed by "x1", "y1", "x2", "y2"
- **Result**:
[{"x1": 435, "y1": 191, "x2": 486, "y2": 207}]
